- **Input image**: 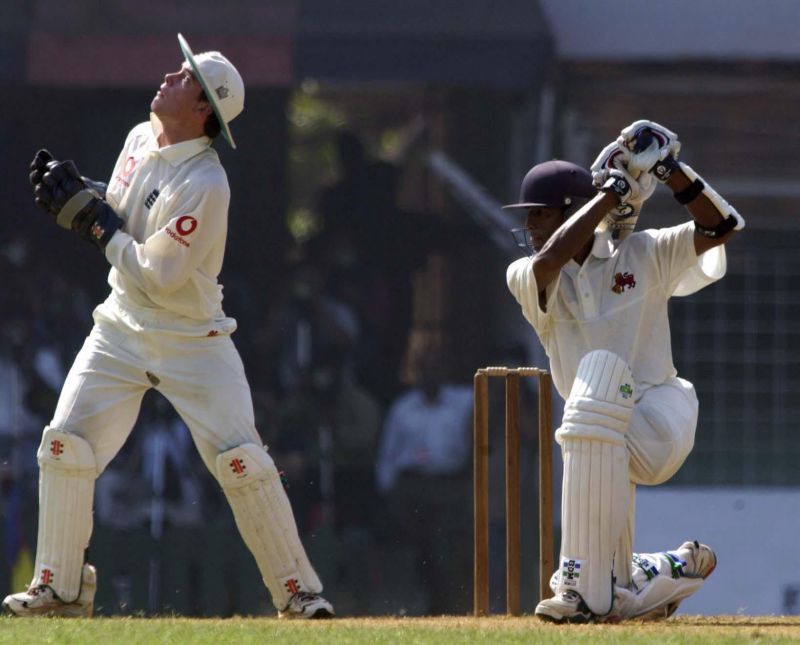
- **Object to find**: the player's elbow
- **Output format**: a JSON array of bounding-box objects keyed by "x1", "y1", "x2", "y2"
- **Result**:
[{"x1": 143, "y1": 267, "x2": 188, "y2": 294}]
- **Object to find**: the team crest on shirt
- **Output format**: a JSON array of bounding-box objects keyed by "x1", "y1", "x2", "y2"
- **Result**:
[{"x1": 612, "y1": 271, "x2": 636, "y2": 294}]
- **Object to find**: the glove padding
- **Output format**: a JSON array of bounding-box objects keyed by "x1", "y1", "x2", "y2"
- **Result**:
[
  {"x1": 590, "y1": 141, "x2": 657, "y2": 240},
  {"x1": 618, "y1": 120, "x2": 681, "y2": 181},
  {"x1": 590, "y1": 142, "x2": 656, "y2": 207},
  {"x1": 30, "y1": 149, "x2": 55, "y2": 186},
  {"x1": 30, "y1": 149, "x2": 61, "y2": 214},
  {"x1": 39, "y1": 159, "x2": 123, "y2": 250},
  {"x1": 41, "y1": 160, "x2": 93, "y2": 214}
]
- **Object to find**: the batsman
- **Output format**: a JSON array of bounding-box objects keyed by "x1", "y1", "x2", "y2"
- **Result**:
[
  {"x1": 505, "y1": 120, "x2": 744, "y2": 622},
  {"x1": 3, "y1": 34, "x2": 333, "y2": 619}
]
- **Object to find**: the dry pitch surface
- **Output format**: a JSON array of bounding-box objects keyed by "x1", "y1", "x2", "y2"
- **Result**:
[{"x1": 2, "y1": 615, "x2": 800, "y2": 644}]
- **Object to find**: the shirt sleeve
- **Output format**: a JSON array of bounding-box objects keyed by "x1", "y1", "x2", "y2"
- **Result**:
[
  {"x1": 506, "y1": 256, "x2": 558, "y2": 333},
  {"x1": 672, "y1": 245, "x2": 727, "y2": 297},
  {"x1": 104, "y1": 169, "x2": 229, "y2": 295},
  {"x1": 647, "y1": 222, "x2": 703, "y2": 296},
  {"x1": 646, "y1": 221, "x2": 728, "y2": 296}
]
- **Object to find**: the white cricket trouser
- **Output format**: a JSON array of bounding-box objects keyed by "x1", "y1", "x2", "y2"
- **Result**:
[
  {"x1": 627, "y1": 377, "x2": 698, "y2": 486},
  {"x1": 51, "y1": 317, "x2": 261, "y2": 476},
  {"x1": 613, "y1": 376, "x2": 698, "y2": 590}
]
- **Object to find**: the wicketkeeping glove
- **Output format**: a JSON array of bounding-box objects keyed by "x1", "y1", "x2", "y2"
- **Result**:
[
  {"x1": 30, "y1": 149, "x2": 61, "y2": 214},
  {"x1": 40, "y1": 160, "x2": 123, "y2": 251},
  {"x1": 30, "y1": 149, "x2": 55, "y2": 186},
  {"x1": 618, "y1": 120, "x2": 681, "y2": 182}
]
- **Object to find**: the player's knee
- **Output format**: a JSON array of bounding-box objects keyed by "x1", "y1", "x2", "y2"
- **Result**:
[
  {"x1": 37, "y1": 427, "x2": 97, "y2": 474},
  {"x1": 216, "y1": 443, "x2": 278, "y2": 490},
  {"x1": 557, "y1": 350, "x2": 635, "y2": 444}
]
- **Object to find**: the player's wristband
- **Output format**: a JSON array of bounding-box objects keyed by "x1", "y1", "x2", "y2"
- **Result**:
[
  {"x1": 650, "y1": 155, "x2": 680, "y2": 182},
  {"x1": 674, "y1": 179, "x2": 705, "y2": 205},
  {"x1": 601, "y1": 174, "x2": 631, "y2": 203},
  {"x1": 695, "y1": 217, "x2": 738, "y2": 239}
]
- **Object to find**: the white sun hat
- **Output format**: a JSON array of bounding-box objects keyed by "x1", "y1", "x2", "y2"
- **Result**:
[{"x1": 177, "y1": 33, "x2": 245, "y2": 149}]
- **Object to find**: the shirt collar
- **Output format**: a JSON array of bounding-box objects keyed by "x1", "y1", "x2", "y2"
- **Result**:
[{"x1": 148, "y1": 113, "x2": 211, "y2": 166}]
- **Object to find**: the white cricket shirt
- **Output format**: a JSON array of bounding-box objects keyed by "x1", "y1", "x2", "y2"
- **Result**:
[
  {"x1": 98, "y1": 117, "x2": 236, "y2": 335},
  {"x1": 507, "y1": 223, "x2": 725, "y2": 399}
]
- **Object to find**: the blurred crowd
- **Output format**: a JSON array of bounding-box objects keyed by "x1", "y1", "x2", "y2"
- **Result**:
[{"x1": 0, "y1": 130, "x2": 512, "y2": 617}]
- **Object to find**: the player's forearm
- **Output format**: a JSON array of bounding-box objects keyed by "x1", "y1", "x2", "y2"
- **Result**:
[
  {"x1": 664, "y1": 170, "x2": 723, "y2": 229},
  {"x1": 664, "y1": 166, "x2": 741, "y2": 254},
  {"x1": 536, "y1": 192, "x2": 616, "y2": 268}
]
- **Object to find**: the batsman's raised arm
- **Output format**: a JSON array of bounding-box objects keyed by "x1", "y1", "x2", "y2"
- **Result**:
[
  {"x1": 530, "y1": 191, "x2": 616, "y2": 294},
  {"x1": 619, "y1": 119, "x2": 745, "y2": 255}
]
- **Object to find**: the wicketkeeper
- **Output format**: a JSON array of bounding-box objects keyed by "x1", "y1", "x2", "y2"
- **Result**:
[
  {"x1": 3, "y1": 34, "x2": 334, "y2": 619},
  {"x1": 504, "y1": 120, "x2": 743, "y2": 622}
]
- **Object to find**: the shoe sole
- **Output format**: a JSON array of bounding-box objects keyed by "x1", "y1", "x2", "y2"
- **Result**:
[
  {"x1": 535, "y1": 608, "x2": 592, "y2": 624},
  {"x1": 278, "y1": 608, "x2": 335, "y2": 619},
  {"x1": 309, "y1": 608, "x2": 334, "y2": 619},
  {"x1": 2, "y1": 600, "x2": 91, "y2": 618}
]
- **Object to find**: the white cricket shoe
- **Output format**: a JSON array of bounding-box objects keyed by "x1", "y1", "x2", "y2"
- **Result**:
[
  {"x1": 278, "y1": 592, "x2": 335, "y2": 619},
  {"x1": 535, "y1": 590, "x2": 594, "y2": 623},
  {"x1": 3, "y1": 563, "x2": 96, "y2": 617},
  {"x1": 674, "y1": 540, "x2": 717, "y2": 579},
  {"x1": 637, "y1": 540, "x2": 717, "y2": 621}
]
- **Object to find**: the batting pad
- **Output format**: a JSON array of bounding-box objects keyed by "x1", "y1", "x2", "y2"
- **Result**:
[
  {"x1": 555, "y1": 350, "x2": 635, "y2": 615},
  {"x1": 217, "y1": 444, "x2": 322, "y2": 609},
  {"x1": 612, "y1": 482, "x2": 637, "y2": 590},
  {"x1": 34, "y1": 427, "x2": 97, "y2": 602}
]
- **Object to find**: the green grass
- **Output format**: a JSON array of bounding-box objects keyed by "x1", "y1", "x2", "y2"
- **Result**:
[{"x1": 1, "y1": 616, "x2": 799, "y2": 644}]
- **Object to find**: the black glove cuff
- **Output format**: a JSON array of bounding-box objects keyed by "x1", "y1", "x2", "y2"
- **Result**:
[
  {"x1": 651, "y1": 155, "x2": 680, "y2": 182},
  {"x1": 601, "y1": 175, "x2": 631, "y2": 203},
  {"x1": 86, "y1": 202, "x2": 124, "y2": 250},
  {"x1": 695, "y1": 216, "x2": 737, "y2": 239},
  {"x1": 674, "y1": 178, "x2": 705, "y2": 205},
  {"x1": 72, "y1": 199, "x2": 124, "y2": 251}
]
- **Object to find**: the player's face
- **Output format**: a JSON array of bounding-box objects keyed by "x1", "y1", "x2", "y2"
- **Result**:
[
  {"x1": 525, "y1": 206, "x2": 564, "y2": 251},
  {"x1": 151, "y1": 63, "x2": 208, "y2": 122}
]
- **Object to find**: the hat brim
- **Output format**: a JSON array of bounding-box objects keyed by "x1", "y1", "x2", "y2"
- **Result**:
[{"x1": 178, "y1": 33, "x2": 236, "y2": 149}]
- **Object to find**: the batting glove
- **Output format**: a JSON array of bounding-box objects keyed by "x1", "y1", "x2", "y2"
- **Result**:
[
  {"x1": 590, "y1": 141, "x2": 656, "y2": 208},
  {"x1": 618, "y1": 120, "x2": 681, "y2": 182}
]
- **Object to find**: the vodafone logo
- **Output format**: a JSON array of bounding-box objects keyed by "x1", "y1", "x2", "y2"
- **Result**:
[
  {"x1": 114, "y1": 156, "x2": 138, "y2": 189},
  {"x1": 122, "y1": 156, "x2": 137, "y2": 177},
  {"x1": 175, "y1": 215, "x2": 198, "y2": 236}
]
